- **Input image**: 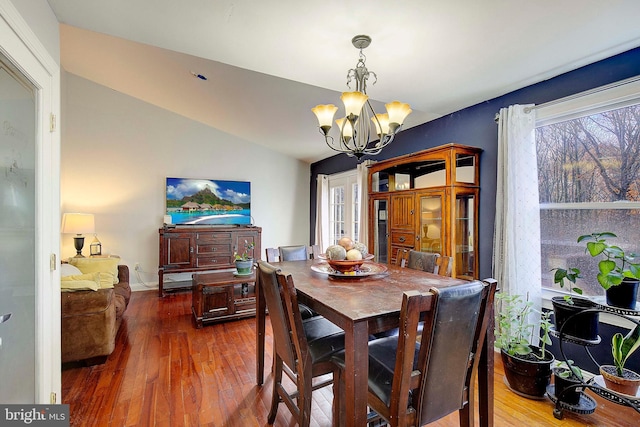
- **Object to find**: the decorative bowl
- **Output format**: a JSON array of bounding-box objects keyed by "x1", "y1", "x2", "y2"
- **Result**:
[{"x1": 318, "y1": 253, "x2": 374, "y2": 273}]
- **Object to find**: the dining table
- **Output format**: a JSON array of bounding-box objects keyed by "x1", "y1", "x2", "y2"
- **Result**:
[{"x1": 255, "y1": 259, "x2": 495, "y2": 427}]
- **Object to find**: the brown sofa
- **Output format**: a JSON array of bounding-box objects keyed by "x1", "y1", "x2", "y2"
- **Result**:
[{"x1": 61, "y1": 265, "x2": 131, "y2": 365}]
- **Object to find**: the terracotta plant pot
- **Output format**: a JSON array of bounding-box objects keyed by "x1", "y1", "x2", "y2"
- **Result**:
[
  {"x1": 606, "y1": 278, "x2": 639, "y2": 310},
  {"x1": 501, "y1": 347, "x2": 554, "y2": 398},
  {"x1": 551, "y1": 296, "x2": 599, "y2": 341},
  {"x1": 600, "y1": 365, "x2": 640, "y2": 396}
]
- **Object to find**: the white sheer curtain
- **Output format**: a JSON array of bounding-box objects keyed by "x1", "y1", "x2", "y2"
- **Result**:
[
  {"x1": 356, "y1": 160, "x2": 373, "y2": 246},
  {"x1": 493, "y1": 104, "x2": 542, "y2": 315},
  {"x1": 314, "y1": 174, "x2": 329, "y2": 251}
]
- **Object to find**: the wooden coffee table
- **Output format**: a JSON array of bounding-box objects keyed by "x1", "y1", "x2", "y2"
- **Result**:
[{"x1": 191, "y1": 270, "x2": 257, "y2": 328}]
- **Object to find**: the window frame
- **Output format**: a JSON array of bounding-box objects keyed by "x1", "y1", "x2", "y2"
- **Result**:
[{"x1": 535, "y1": 77, "x2": 640, "y2": 311}]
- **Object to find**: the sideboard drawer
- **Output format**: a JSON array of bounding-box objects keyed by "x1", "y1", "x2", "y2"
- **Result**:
[
  {"x1": 196, "y1": 255, "x2": 232, "y2": 268},
  {"x1": 196, "y1": 243, "x2": 231, "y2": 255},
  {"x1": 391, "y1": 232, "x2": 415, "y2": 247},
  {"x1": 196, "y1": 232, "x2": 232, "y2": 243}
]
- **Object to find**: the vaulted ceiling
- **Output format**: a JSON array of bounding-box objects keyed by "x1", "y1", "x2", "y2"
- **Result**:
[{"x1": 48, "y1": 0, "x2": 640, "y2": 163}]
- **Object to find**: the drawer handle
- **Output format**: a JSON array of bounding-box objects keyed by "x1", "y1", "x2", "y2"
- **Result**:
[{"x1": 398, "y1": 236, "x2": 406, "y2": 243}]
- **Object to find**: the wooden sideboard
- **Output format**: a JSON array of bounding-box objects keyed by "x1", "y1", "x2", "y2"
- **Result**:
[{"x1": 158, "y1": 225, "x2": 261, "y2": 297}]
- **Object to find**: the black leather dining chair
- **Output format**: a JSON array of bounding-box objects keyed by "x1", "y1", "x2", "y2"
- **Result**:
[
  {"x1": 257, "y1": 260, "x2": 345, "y2": 427},
  {"x1": 332, "y1": 279, "x2": 497, "y2": 427}
]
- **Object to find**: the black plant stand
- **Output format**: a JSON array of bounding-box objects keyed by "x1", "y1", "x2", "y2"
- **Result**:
[{"x1": 549, "y1": 305, "x2": 640, "y2": 420}]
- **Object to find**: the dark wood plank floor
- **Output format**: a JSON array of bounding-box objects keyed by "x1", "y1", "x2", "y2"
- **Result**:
[{"x1": 62, "y1": 290, "x2": 640, "y2": 426}]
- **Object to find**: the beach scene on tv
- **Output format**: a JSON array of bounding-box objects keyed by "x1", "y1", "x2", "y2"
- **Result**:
[{"x1": 166, "y1": 178, "x2": 251, "y2": 225}]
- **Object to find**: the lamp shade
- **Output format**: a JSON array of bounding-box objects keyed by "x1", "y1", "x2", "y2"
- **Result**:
[
  {"x1": 341, "y1": 91, "x2": 368, "y2": 118},
  {"x1": 61, "y1": 213, "x2": 95, "y2": 235},
  {"x1": 385, "y1": 101, "x2": 412, "y2": 127},
  {"x1": 311, "y1": 104, "x2": 338, "y2": 128}
]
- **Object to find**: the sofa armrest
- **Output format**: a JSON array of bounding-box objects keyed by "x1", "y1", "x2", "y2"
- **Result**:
[{"x1": 118, "y1": 264, "x2": 129, "y2": 284}]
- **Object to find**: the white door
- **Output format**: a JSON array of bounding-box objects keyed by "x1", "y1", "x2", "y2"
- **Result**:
[
  {"x1": 0, "y1": 50, "x2": 37, "y2": 402},
  {"x1": 0, "y1": 2, "x2": 61, "y2": 403}
]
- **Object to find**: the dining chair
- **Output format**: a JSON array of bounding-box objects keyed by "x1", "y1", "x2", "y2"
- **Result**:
[
  {"x1": 265, "y1": 246, "x2": 318, "y2": 319},
  {"x1": 257, "y1": 260, "x2": 345, "y2": 427},
  {"x1": 406, "y1": 250, "x2": 440, "y2": 274},
  {"x1": 396, "y1": 248, "x2": 410, "y2": 267},
  {"x1": 279, "y1": 244, "x2": 309, "y2": 261},
  {"x1": 332, "y1": 278, "x2": 497, "y2": 427},
  {"x1": 435, "y1": 255, "x2": 453, "y2": 277}
]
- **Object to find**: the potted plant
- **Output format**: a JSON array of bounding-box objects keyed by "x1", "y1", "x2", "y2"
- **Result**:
[
  {"x1": 495, "y1": 293, "x2": 555, "y2": 398},
  {"x1": 550, "y1": 267, "x2": 599, "y2": 341},
  {"x1": 579, "y1": 232, "x2": 640, "y2": 310},
  {"x1": 234, "y1": 240, "x2": 255, "y2": 275},
  {"x1": 552, "y1": 360, "x2": 584, "y2": 406},
  {"x1": 599, "y1": 323, "x2": 640, "y2": 396}
]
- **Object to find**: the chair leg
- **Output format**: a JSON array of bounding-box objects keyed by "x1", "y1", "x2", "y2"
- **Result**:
[
  {"x1": 268, "y1": 356, "x2": 283, "y2": 424},
  {"x1": 458, "y1": 402, "x2": 472, "y2": 427},
  {"x1": 298, "y1": 372, "x2": 313, "y2": 427}
]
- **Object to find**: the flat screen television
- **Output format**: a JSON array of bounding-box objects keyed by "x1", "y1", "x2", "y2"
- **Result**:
[{"x1": 165, "y1": 177, "x2": 251, "y2": 226}]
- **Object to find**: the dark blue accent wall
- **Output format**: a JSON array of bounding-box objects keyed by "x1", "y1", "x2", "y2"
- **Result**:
[{"x1": 310, "y1": 46, "x2": 640, "y2": 281}]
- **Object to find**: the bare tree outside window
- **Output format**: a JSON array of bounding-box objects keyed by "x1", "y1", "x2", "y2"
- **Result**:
[{"x1": 537, "y1": 104, "x2": 640, "y2": 297}]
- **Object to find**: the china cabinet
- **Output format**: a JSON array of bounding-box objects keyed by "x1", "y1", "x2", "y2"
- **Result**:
[{"x1": 368, "y1": 143, "x2": 481, "y2": 279}]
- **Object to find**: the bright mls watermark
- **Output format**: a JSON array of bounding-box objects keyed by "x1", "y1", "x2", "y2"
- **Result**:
[{"x1": 1, "y1": 405, "x2": 69, "y2": 426}]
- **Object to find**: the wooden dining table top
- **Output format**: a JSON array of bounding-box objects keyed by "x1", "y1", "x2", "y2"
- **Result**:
[{"x1": 274, "y1": 259, "x2": 474, "y2": 323}]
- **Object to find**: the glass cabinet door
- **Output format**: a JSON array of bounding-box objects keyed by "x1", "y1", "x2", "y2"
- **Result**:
[
  {"x1": 455, "y1": 193, "x2": 476, "y2": 278},
  {"x1": 418, "y1": 192, "x2": 444, "y2": 254},
  {"x1": 371, "y1": 197, "x2": 389, "y2": 264}
]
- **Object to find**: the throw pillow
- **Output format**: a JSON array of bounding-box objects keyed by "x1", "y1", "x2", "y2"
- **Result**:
[
  {"x1": 69, "y1": 257, "x2": 120, "y2": 285},
  {"x1": 61, "y1": 272, "x2": 100, "y2": 292}
]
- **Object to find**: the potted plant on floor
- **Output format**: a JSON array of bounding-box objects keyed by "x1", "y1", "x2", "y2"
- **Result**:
[
  {"x1": 234, "y1": 240, "x2": 255, "y2": 275},
  {"x1": 580, "y1": 232, "x2": 640, "y2": 310},
  {"x1": 552, "y1": 360, "x2": 584, "y2": 406},
  {"x1": 550, "y1": 267, "x2": 600, "y2": 341},
  {"x1": 495, "y1": 293, "x2": 555, "y2": 399},
  {"x1": 599, "y1": 322, "x2": 640, "y2": 396}
]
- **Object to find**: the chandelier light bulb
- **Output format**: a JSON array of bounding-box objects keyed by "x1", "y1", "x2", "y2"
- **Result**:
[{"x1": 386, "y1": 101, "x2": 412, "y2": 131}]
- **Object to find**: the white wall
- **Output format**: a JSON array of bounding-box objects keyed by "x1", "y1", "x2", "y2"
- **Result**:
[{"x1": 61, "y1": 73, "x2": 310, "y2": 289}]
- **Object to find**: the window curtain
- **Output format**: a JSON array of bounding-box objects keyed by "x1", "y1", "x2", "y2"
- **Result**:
[
  {"x1": 314, "y1": 174, "x2": 329, "y2": 250},
  {"x1": 357, "y1": 160, "x2": 373, "y2": 246},
  {"x1": 493, "y1": 104, "x2": 542, "y2": 319}
]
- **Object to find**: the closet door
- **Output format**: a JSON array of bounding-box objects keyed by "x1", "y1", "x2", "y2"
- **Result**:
[{"x1": 0, "y1": 51, "x2": 37, "y2": 403}]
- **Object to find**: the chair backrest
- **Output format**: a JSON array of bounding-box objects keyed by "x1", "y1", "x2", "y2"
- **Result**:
[
  {"x1": 435, "y1": 255, "x2": 453, "y2": 277},
  {"x1": 375, "y1": 279, "x2": 496, "y2": 426},
  {"x1": 279, "y1": 245, "x2": 309, "y2": 261},
  {"x1": 265, "y1": 247, "x2": 280, "y2": 263},
  {"x1": 415, "y1": 279, "x2": 497, "y2": 425},
  {"x1": 257, "y1": 260, "x2": 308, "y2": 371},
  {"x1": 406, "y1": 250, "x2": 439, "y2": 273},
  {"x1": 396, "y1": 248, "x2": 410, "y2": 267}
]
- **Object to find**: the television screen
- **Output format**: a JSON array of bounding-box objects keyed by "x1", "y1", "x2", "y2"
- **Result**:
[{"x1": 165, "y1": 177, "x2": 251, "y2": 225}]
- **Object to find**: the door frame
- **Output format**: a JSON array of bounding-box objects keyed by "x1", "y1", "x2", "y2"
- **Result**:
[{"x1": 0, "y1": 0, "x2": 61, "y2": 403}]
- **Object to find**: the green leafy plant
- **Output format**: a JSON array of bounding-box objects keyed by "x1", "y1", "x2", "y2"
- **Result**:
[
  {"x1": 579, "y1": 232, "x2": 640, "y2": 290},
  {"x1": 495, "y1": 293, "x2": 552, "y2": 360},
  {"x1": 551, "y1": 267, "x2": 583, "y2": 304},
  {"x1": 555, "y1": 359, "x2": 583, "y2": 381},
  {"x1": 234, "y1": 240, "x2": 255, "y2": 261},
  {"x1": 612, "y1": 324, "x2": 640, "y2": 377}
]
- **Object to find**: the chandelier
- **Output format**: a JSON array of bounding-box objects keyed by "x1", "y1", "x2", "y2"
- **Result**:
[{"x1": 312, "y1": 35, "x2": 412, "y2": 160}]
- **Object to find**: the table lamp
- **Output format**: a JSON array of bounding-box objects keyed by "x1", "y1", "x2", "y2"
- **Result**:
[{"x1": 61, "y1": 213, "x2": 95, "y2": 257}]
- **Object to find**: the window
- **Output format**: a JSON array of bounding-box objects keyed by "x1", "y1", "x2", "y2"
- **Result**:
[
  {"x1": 536, "y1": 79, "x2": 640, "y2": 298},
  {"x1": 328, "y1": 171, "x2": 359, "y2": 246}
]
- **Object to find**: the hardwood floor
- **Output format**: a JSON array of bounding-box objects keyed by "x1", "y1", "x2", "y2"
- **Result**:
[{"x1": 62, "y1": 290, "x2": 640, "y2": 426}]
